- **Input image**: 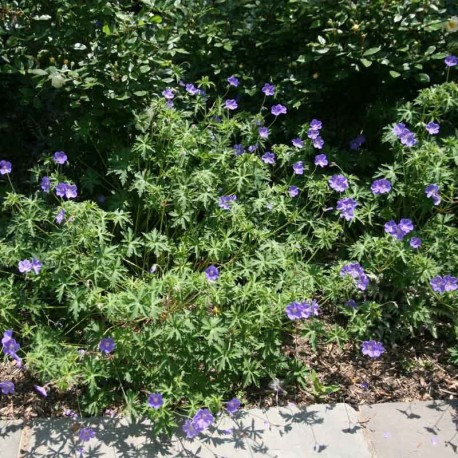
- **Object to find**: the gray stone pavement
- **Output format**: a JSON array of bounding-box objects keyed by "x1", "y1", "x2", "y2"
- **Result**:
[{"x1": 0, "y1": 401, "x2": 456, "y2": 457}]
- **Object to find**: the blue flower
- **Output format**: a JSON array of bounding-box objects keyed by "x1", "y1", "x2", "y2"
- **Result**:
[
  {"x1": 314, "y1": 154, "x2": 328, "y2": 167},
  {"x1": 329, "y1": 175, "x2": 349, "y2": 192},
  {"x1": 271, "y1": 104, "x2": 287, "y2": 116},
  {"x1": 53, "y1": 151, "x2": 68, "y2": 165},
  {"x1": 99, "y1": 337, "x2": 115, "y2": 354},
  {"x1": 371, "y1": 179, "x2": 391, "y2": 195},
  {"x1": 40, "y1": 176, "x2": 51, "y2": 193},
  {"x1": 336, "y1": 197, "x2": 358, "y2": 221},
  {"x1": 219, "y1": 195, "x2": 237, "y2": 210},
  {"x1": 362, "y1": 340, "x2": 385, "y2": 358},
  {"x1": 227, "y1": 76, "x2": 239, "y2": 87},
  {"x1": 225, "y1": 99, "x2": 238, "y2": 110},
  {"x1": 262, "y1": 83, "x2": 275, "y2": 96},
  {"x1": 425, "y1": 122, "x2": 439, "y2": 135},
  {"x1": 0, "y1": 160, "x2": 12, "y2": 175},
  {"x1": 293, "y1": 161, "x2": 304, "y2": 175},
  {"x1": 233, "y1": 144, "x2": 245, "y2": 156},
  {"x1": 205, "y1": 265, "x2": 219, "y2": 281},
  {"x1": 226, "y1": 398, "x2": 241, "y2": 415},
  {"x1": 261, "y1": 152, "x2": 276, "y2": 164},
  {"x1": 147, "y1": 392, "x2": 163, "y2": 409},
  {"x1": 162, "y1": 88, "x2": 174, "y2": 100},
  {"x1": 258, "y1": 127, "x2": 269, "y2": 139},
  {"x1": 288, "y1": 186, "x2": 300, "y2": 197}
]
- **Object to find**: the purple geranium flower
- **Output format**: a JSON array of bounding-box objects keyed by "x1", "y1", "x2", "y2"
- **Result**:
[
  {"x1": 371, "y1": 179, "x2": 392, "y2": 195},
  {"x1": 349, "y1": 134, "x2": 366, "y2": 151},
  {"x1": 183, "y1": 419, "x2": 200, "y2": 439},
  {"x1": 285, "y1": 300, "x2": 319, "y2": 320},
  {"x1": 425, "y1": 122, "x2": 440, "y2": 135},
  {"x1": 393, "y1": 123, "x2": 417, "y2": 147},
  {"x1": 31, "y1": 258, "x2": 42, "y2": 274},
  {"x1": 445, "y1": 55, "x2": 458, "y2": 67},
  {"x1": 248, "y1": 144, "x2": 257, "y2": 152},
  {"x1": 162, "y1": 88, "x2": 174, "y2": 100},
  {"x1": 307, "y1": 128, "x2": 319, "y2": 140},
  {"x1": 56, "y1": 209, "x2": 66, "y2": 224},
  {"x1": 79, "y1": 427, "x2": 96, "y2": 442},
  {"x1": 425, "y1": 184, "x2": 441, "y2": 205},
  {"x1": 288, "y1": 186, "x2": 299, "y2": 197},
  {"x1": 258, "y1": 127, "x2": 269, "y2": 139},
  {"x1": 410, "y1": 237, "x2": 421, "y2": 249},
  {"x1": 53, "y1": 151, "x2": 68, "y2": 165},
  {"x1": 400, "y1": 131, "x2": 417, "y2": 147},
  {"x1": 361, "y1": 340, "x2": 385, "y2": 358},
  {"x1": 18, "y1": 259, "x2": 32, "y2": 273},
  {"x1": 99, "y1": 337, "x2": 115, "y2": 354},
  {"x1": 310, "y1": 119, "x2": 322, "y2": 130},
  {"x1": 185, "y1": 83, "x2": 199, "y2": 95},
  {"x1": 219, "y1": 195, "x2": 237, "y2": 210},
  {"x1": 34, "y1": 385, "x2": 47, "y2": 397},
  {"x1": 57, "y1": 184, "x2": 72, "y2": 199},
  {"x1": 226, "y1": 398, "x2": 241, "y2": 415},
  {"x1": 329, "y1": 174, "x2": 349, "y2": 192},
  {"x1": 193, "y1": 408, "x2": 214, "y2": 432},
  {"x1": 312, "y1": 136, "x2": 324, "y2": 149},
  {"x1": 205, "y1": 265, "x2": 219, "y2": 281},
  {"x1": 2, "y1": 337, "x2": 20, "y2": 356},
  {"x1": 292, "y1": 138, "x2": 304, "y2": 148},
  {"x1": 227, "y1": 76, "x2": 239, "y2": 87},
  {"x1": 40, "y1": 176, "x2": 51, "y2": 193},
  {"x1": 261, "y1": 152, "x2": 276, "y2": 164},
  {"x1": 314, "y1": 154, "x2": 328, "y2": 167},
  {"x1": 147, "y1": 392, "x2": 163, "y2": 409},
  {"x1": 271, "y1": 104, "x2": 287, "y2": 116},
  {"x1": 293, "y1": 161, "x2": 304, "y2": 175},
  {"x1": 262, "y1": 83, "x2": 275, "y2": 96},
  {"x1": 225, "y1": 99, "x2": 238, "y2": 110},
  {"x1": 430, "y1": 275, "x2": 458, "y2": 293},
  {"x1": 285, "y1": 301, "x2": 303, "y2": 320},
  {"x1": 399, "y1": 218, "x2": 414, "y2": 233},
  {"x1": 233, "y1": 144, "x2": 245, "y2": 156},
  {"x1": 0, "y1": 160, "x2": 12, "y2": 175},
  {"x1": 392, "y1": 123, "x2": 406, "y2": 136},
  {"x1": 384, "y1": 219, "x2": 414, "y2": 241},
  {"x1": 340, "y1": 262, "x2": 369, "y2": 291},
  {"x1": 0, "y1": 381, "x2": 15, "y2": 395},
  {"x1": 336, "y1": 197, "x2": 358, "y2": 221},
  {"x1": 56, "y1": 182, "x2": 78, "y2": 199},
  {"x1": 345, "y1": 299, "x2": 357, "y2": 308}
]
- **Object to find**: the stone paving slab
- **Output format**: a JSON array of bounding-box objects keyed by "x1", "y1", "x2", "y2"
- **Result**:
[
  {"x1": 1, "y1": 401, "x2": 457, "y2": 457},
  {"x1": 17, "y1": 404, "x2": 372, "y2": 457},
  {"x1": 0, "y1": 420, "x2": 24, "y2": 458},
  {"x1": 359, "y1": 400, "x2": 458, "y2": 458}
]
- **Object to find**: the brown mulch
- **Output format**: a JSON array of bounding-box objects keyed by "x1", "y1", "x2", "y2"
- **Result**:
[
  {"x1": 1, "y1": 338, "x2": 457, "y2": 420},
  {"x1": 251, "y1": 337, "x2": 458, "y2": 409}
]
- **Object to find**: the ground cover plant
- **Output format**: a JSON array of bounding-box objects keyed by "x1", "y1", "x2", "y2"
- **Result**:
[{"x1": 0, "y1": 0, "x2": 458, "y2": 450}]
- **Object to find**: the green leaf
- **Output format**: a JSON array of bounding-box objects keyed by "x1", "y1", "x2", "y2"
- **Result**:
[
  {"x1": 151, "y1": 15, "x2": 163, "y2": 24},
  {"x1": 28, "y1": 69, "x2": 48, "y2": 76},
  {"x1": 139, "y1": 65, "x2": 150, "y2": 74},
  {"x1": 363, "y1": 47, "x2": 381, "y2": 56},
  {"x1": 360, "y1": 58, "x2": 372, "y2": 68},
  {"x1": 134, "y1": 91, "x2": 148, "y2": 96},
  {"x1": 417, "y1": 73, "x2": 430, "y2": 83},
  {"x1": 102, "y1": 23, "x2": 112, "y2": 36},
  {"x1": 389, "y1": 70, "x2": 401, "y2": 78}
]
